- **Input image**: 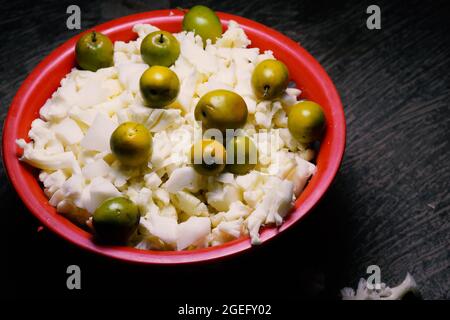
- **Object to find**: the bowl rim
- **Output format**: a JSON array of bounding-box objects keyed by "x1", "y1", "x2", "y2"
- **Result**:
[{"x1": 2, "y1": 9, "x2": 346, "y2": 264}]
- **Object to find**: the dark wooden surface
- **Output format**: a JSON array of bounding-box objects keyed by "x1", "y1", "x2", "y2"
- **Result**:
[{"x1": 1, "y1": 0, "x2": 449, "y2": 300}]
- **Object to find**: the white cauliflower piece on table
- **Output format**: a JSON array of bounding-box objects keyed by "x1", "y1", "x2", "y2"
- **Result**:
[
  {"x1": 177, "y1": 216, "x2": 211, "y2": 250},
  {"x1": 341, "y1": 273, "x2": 418, "y2": 300}
]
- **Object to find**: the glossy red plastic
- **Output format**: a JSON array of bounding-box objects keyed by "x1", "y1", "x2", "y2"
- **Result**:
[{"x1": 2, "y1": 10, "x2": 345, "y2": 264}]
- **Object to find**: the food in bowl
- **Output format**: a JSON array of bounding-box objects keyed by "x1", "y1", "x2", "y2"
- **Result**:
[{"x1": 16, "y1": 8, "x2": 324, "y2": 251}]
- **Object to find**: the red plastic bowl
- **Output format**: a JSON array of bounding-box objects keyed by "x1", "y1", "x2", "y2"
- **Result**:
[{"x1": 2, "y1": 10, "x2": 345, "y2": 264}]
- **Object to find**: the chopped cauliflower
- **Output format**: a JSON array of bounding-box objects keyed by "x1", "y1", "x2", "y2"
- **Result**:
[{"x1": 17, "y1": 21, "x2": 318, "y2": 251}]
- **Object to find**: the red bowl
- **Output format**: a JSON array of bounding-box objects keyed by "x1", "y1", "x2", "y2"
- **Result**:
[{"x1": 2, "y1": 10, "x2": 345, "y2": 264}]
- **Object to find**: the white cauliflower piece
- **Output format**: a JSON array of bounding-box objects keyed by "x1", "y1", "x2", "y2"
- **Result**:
[
  {"x1": 223, "y1": 201, "x2": 252, "y2": 221},
  {"x1": 171, "y1": 191, "x2": 209, "y2": 216},
  {"x1": 145, "y1": 109, "x2": 183, "y2": 132},
  {"x1": 164, "y1": 166, "x2": 204, "y2": 193},
  {"x1": 80, "y1": 113, "x2": 117, "y2": 153},
  {"x1": 82, "y1": 177, "x2": 121, "y2": 213},
  {"x1": 287, "y1": 156, "x2": 317, "y2": 196},
  {"x1": 81, "y1": 159, "x2": 110, "y2": 180},
  {"x1": 17, "y1": 139, "x2": 81, "y2": 174},
  {"x1": 60, "y1": 174, "x2": 84, "y2": 207},
  {"x1": 144, "y1": 172, "x2": 163, "y2": 190},
  {"x1": 210, "y1": 219, "x2": 243, "y2": 246},
  {"x1": 341, "y1": 273, "x2": 418, "y2": 300},
  {"x1": 177, "y1": 31, "x2": 218, "y2": 75},
  {"x1": 177, "y1": 216, "x2": 211, "y2": 250},
  {"x1": 215, "y1": 20, "x2": 251, "y2": 48},
  {"x1": 116, "y1": 63, "x2": 148, "y2": 94},
  {"x1": 140, "y1": 213, "x2": 178, "y2": 246},
  {"x1": 246, "y1": 177, "x2": 294, "y2": 244},
  {"x1": 42, "y1": 170, "x2": 67, "y2": 196},
  {"x1": 52, "y1": 118, "x2": 84, "y2": 146},
  {"x1": 206, "y1": 183, "x2": 242, "y2": 212},
  {"x1": 133, "y1": 23, "x2": 160, "y2": 38}
]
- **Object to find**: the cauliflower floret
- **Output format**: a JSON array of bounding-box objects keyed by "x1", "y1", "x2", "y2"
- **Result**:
[
  {"x1": 116, "y1": 63, "x2": 148, "y2": 94},
  {"x1": 82, "y1": 159, "x2": 110, "y2": 180},
  {"x1": 42, "y1": 170, "x2": 67, "y2": 196},
  {"x1": 17, "y1": 139, "x2": 81, "y2": 174},
  {"x1": 209, "y1": 219, "x2": 243, "y2": 246},
  {"x1": 341, "y1": 273, "x2": 418, "y2": 300},
  {"x1": 164, "y1": 166, "x2": 204, "y2": 193},
  {"x1": 286, "y1": 156, "x2": 317, "y2": 196},
  {"x1": 140, "y1": 212, "x2": 178, "y2": 247},
  {"x1": 145, "y1": 109, "x2": 183, "y2": 132},
  {"x1": 75, "y1": 68, "x2": 122, "y2": 109},
  {"x1": 82, "y1": 177, "x2": 121, "y2": 213},
  {"x1": 52, "y1": 118, "x2": 84, "y2": 146},
  {"x1": 80, "y1": 113, "x2": 117, "y2": 153},
  {"x1": 215, "y1": 20, "x2": 251, "y2": 48},
  {"x1": 206, "y1": 183, "x2": 242, "y2": 212},
  {"x1": 223, "y1": 201, "x2": 252, "y2": 221},
  {"x1": 177, "y1": 216, "x2": 211, "y2": 250},
  {"x1": 254, "y1": 101, "x2": 283, "y2": 129},
  {"x1": 246, "y1": 177, "x2": 294, "y2": 244},
  {"x1": 177, "y1": 31, "x2": 218, "y2": 75},
  {"x1": 60, "y1": 174, "x2": 84, "y2": 207},
  {"x1": 144, "y1": 172, "x2": 163, "y2": 190},
  {"x1": 28, "y1": 119, "x2": 54, "y2": 149},
  {"x1": 133, "y1": 23, "x2": 160, "y2": 39},
  {"x1": 171, "y1": 191, "x2": 209, "y2": 216}
]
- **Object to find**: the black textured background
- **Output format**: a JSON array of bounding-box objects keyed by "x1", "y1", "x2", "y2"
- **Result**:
[{"x1": 1, "y1": 0, "x2": 449, "y2": 300}]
